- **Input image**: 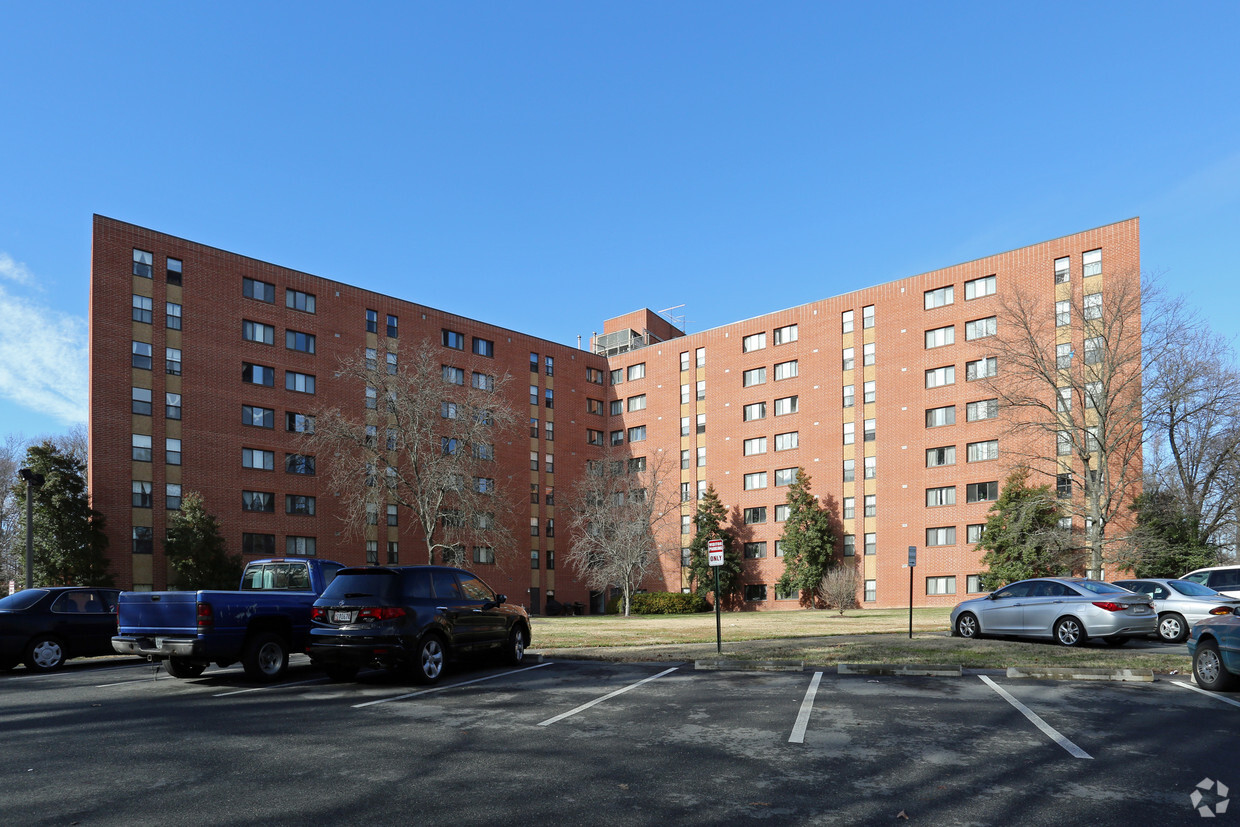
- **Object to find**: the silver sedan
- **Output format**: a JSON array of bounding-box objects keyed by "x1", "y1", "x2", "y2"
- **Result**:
[
  {"x1": 950, "y1": 577, "x2": 1157, "y2": 647},
  {"x1": 1112, "y1": 578, "x2": 1240, "y2": 643}
]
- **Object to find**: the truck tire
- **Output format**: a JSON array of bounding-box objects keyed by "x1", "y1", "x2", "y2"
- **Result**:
[
  {"x1": 165, "y1": 658, "x2": 207, "y2": 679},
  {"x1": 242, "y1": 632, "x2": 289, "y2": 682}
]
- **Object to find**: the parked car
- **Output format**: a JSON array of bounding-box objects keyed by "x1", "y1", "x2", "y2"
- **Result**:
[
  {"x1": 1180, "y1": 566, "x2": 1240, "y2": 599},
  {"x1": 1187, "y1": 606, "x2": 1240, "y2": 691},
  {"x1": 1111, "y1": 579, "x2": 1240, "y2": 642},
  {"x1": 1, "y1": 587, "x2": 123, "y2": 671},
  {"x1": 950, "y1": 577, "x2": 1157, "y2": 646},
  {"x1": 307, "y1": 565, "x2": 530, "y2": 684}
]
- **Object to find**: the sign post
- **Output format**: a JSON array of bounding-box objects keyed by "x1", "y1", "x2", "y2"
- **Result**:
[
  {"x1": 908, "y1": 546, "x2": 917, "y2": 639},
  {"x1": 708, "y1": 538, "x2": 725, "y2": 654}
]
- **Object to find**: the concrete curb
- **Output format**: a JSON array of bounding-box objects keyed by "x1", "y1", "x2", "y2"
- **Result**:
[
  {"x1": 838, "y1": 663, "x2": 963, "y2": 677},
  {"x1": 694, "y1": 658, "x2": 804, "y2": 672},
  {"x1": 1006, "y1": 665, "x2": 1155, "y2": 682}
]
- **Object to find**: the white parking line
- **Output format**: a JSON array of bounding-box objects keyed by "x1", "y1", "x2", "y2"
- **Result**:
[
  {"x1": 1170, "y1": 680, "x2": 1240, "y2": 709},
  {"x1": 353, "y1": 662, "x2": 554, "y2": 708},
  {"x1": 214, "y1": 676, "x2": 332, "y2": 697},
  {"x1": 978, "y1": 675, "x2": 1092, "y2": 760},
  {"x1": 538, "y1": 666, "x2": 678, "y2": 727},
  {"x1": 789, "y1": 671, "x2": 823, "y2": 744}
]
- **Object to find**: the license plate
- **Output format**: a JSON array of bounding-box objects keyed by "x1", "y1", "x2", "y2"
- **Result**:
[
  {"x1": 1129, "y1": 605, "x2": 1150, "y2": 614},
  {"x1": 331, "y1": 610, "x2": 355, "y2": 624}
]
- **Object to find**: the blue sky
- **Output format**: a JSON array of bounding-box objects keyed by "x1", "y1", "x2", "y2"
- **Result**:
[{"x1": 2, "y1": 2, "x2": 1238, "y2": 442}]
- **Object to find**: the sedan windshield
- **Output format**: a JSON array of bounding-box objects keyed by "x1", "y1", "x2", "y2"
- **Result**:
[
  {"x1": 0, "y1": 589, "x2": 48, "y2": 611},
  {"x1": 1168, "y1": 580, "x2": 1226, "y2": 597},
  {"x1": 1073, "y1": 580, "x2": 1130, "y2": 595}
]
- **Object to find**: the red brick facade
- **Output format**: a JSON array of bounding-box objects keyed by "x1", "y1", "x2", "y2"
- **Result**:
[{"x1": 88, "y1": 215, "x2": 1140, "y2": 610}]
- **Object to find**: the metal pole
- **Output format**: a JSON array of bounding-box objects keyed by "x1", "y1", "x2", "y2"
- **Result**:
[
  {"x1": 25, "y1": 481, "x2": 34, "y2": 590},
  {"x1": 714, "y1": 566, "x2": 722, "y2": 654},
  {"x1": 908, "y1": 563, "x2": 913, "y2": 640}
]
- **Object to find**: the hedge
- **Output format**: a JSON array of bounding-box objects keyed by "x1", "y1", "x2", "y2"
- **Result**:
[{"x1": 606, "y1": 591, "x2": 711, "y2": 615}]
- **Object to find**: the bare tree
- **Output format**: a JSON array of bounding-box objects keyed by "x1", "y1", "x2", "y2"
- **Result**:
[
  {"x1": 306, "y1": 337, "x2": 520, "y2": 566},
  {"x1": 0, "y1": 434, "x2": 25, "y2": 585},
  {"x1": 820, "y1": 564, "x2": 858, "y2": 615},
  {"x1": 983, "y1": 269, "x2": 1152, "y2": 578},
  {"x1": 563, "y1": 447, "x2": 676, "y2": 617}
]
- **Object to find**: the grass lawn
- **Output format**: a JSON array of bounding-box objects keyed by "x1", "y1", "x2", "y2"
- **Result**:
[{"x1": 529, "y1": 608, "x2": 1193, "y2": 673}]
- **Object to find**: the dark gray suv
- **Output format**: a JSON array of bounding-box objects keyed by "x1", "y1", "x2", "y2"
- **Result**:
[{"x1": 307, "y1": 565, "x2": 530, "y2": 683}]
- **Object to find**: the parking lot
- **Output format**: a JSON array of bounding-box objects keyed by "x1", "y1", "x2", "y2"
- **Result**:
[{"x1": 2, "y1": 655, "x2": 1237, "y2": 825}]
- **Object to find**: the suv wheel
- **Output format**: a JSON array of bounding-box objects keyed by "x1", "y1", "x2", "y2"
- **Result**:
[
  {"x1": 412, "y1": 634, "x2": 446, "y2": 684},
  {"x1": 1194, "y1": 638, "x2": 1239, "y2": 692},
  {"x1": 505, "y1": 627, "x2": 527, "y2": 665}
]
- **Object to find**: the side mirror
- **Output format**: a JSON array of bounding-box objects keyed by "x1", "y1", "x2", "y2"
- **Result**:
[{"x1": 495, "y1": 594, "x2": 507, "y2": 606}]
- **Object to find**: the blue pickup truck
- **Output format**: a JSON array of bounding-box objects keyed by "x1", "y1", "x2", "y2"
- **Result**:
[{"x1": 112, "y1": 558, "x2": 344, "y2": 681}]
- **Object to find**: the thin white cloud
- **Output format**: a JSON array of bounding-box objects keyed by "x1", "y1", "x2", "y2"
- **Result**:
[{"x1": 0, "y1": 267, "x2": 87, "y2": 427}]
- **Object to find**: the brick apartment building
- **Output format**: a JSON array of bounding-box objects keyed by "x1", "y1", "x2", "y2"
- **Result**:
[{"x1": 88, "y1": 215, "x2": 1140, "y2": 610}]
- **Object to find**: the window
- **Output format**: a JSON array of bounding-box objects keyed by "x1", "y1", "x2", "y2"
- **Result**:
[
  {"x1": 681, "y1": 482, "x2": 691, "y2": 502},
  {"x1": 775, "y1": 431, "x2": 798, "y2": 451},
  {"x1": 1057, "y1": 473, "x2": 1073, "y2": 498},
  {"x1": 1085, "y1": 381, "x2": 1102, "y2": 410},
  {"x1": 965, "y1": 275, "x2": 996, "y2": 300},
  {"x1": 925, "y1": 366, "x2": 955, "y2": 388},
  {"x1": 862, "y1": 305, "x2": 875, "y2": 329},
  {"x1": 1057, "y1": 387, "x2": 1072, "y2": 413},
  {"x1": 926, "y1": 526, "x2": 955, "y2": 547},
  {"x1": 843, "y1": 384, "x2": 855, "y2": 408},
  {"x1": 696, "y1": 380, "x2": 706, "y2": 401},
  {"x1": 743, "y1": 472, "x2": 767, "y2": 490},
  {"x1": 775, "y1": 504, "x2": 790, "y2": 522},
  {"x1": 611, "y1": 368, "x2": 623, "y2": 385},
  {"x1": 133, "y1": 526, "x2": 153, "y2": 555},
  {"x1": 132, "y1": 387, "x2": 152, "y2": 416},
  {"x1": 744, "y1": 507, "x2": 767, "y2": 525},
  {"x1": 166, "y1": 257, "x2": 182, "y2": 285},
  {"x1": 843, "y1": 422, "x2": 854, "y2": 445},
  {"x1": 442, "y1": 329, "x2": 464, "y2": 350},
  {"x1": 864, "y1": 495, "x2": 876, "y2": 517},
  {"x1": 965, "y1": 317, "x2": 996, "y2": 340},
  {"x1": 586, "y1": 398, "x2": 604, "y2": 416},
  {"x1": 774, "y1": 360, "x2": 798, "y2": 380},
  {"x1": 926, "y1": 486, "x2": 956, "y2": 507},
  {"x1": 627, "y1": 425, "x2": 646, "y2": 442},
  {"x1": 774, "y1": 467, "x2": 796, "y2": 486},
  {"x1": 744, "y1": 584, "x2": 768, "y2": 602},
  {"x1": 774, "y1": 541, "x2": 786, "y2": 559},
  {"x1": 840, "y1": 535, "x2": 856, "y2": 558},
  {"x1": 286, "y1": 289, "x2": 316, "y2": 313},
  {"x1": 774, "y1": 395, "x2": 798, "y2": 416},
  {"x1": 965, "y1": 357, "x2": 997, "y2": 381},
  {"x1": 680, "y1": 417, "x2": 690, "y2": 437},
  {"x1": 610, "y1": 430, "x2": 624, "y2": 446},
  {"x1": 165, "y1": 347, "x2": 182, "y2": 376},
  {"x1": 286, "y1": 371, "x2": 315, "y2": 393},
  {"x1": 863, "y1": 381, "x2": 876, "y2": 405},
  {"x1": 166, "y1": 302, "x2": 182, "y2": 330},
  {"x1": 133, "y1": 249, "x2": 153, "y2": 278},
  {"x1": 966, "y1": 399, "x2": 998, "y2": 422},
  {"x1": 243, "y1": 362, "x2": 274, "y2": 386},
  {"x1": 530, "y1": 517, "x2": 540, "y2": 537},
  {"x1": 242, "y1": 490, "x2": 274, "y2": 512},
  {"x1": 843, "y1": 458, "x2": 855, "y2": 482},
  {"x1": 924, "y1": 285, "x2": 954, "y2": 309},
  {"x1": 1056, "y1": 300, "x2": 1071, "y2": 327},
  {"x1": 165, "y1": 392, "x2": 182, "y2": 420},
  {"x1": 864, "y1": 580, "x2": 876, "y2": 602},
  {"x1": 386, "y1": 314, "x2": 398, "y2": 337},
  {"x1": 1057, "y1": 343, "x2": 1073, "y2": 369},
  {"x1": 967, "y1": 524, "x2": 985, "y2": 544},
  {"x1": 774, "y1": 324, "x2": 798, "y2": 345},
  {"x1": 1083, "y1": 248, "x2": 1102, "y2": 277},
  {"x1": 926, "y1": 405, "x2": 955, "y2": 427},
  {"x1": 743, "y1": 367, "x2": 766, "y2": 387},
  {"x1": 610, "y1": 399, "x2": 623, "y2": 416},
  {"x1": 545, "y1": 420, "x2": 554, "y2": 442},
  {"x1": 132, "y1": 341, "x2": 153, "y2": 370},
  {"x1": 862, "y1": 343, "x2": 875, "y2": 366},
  {"x1": 680, "y1": 384, "x2": 691, "y2": 404},
  {"x1": 925, "y1": 326, "x2": 954, "y2": 349},
  {"x1": 288, "y1": 537, "x2": 317, "y2": 557},
  {"x1": 697, "y1": 479, "x2": 707, "y2": 501},
  {"x1": 165, "y1": 437, "x2": 181, "y2": 466},
  {"x1": 1082, "y1": 291, "x2": 1104, "y2": 322},
  {"x1": 743, "y1": 436, "x2": 767, "y2": 456},
  {"x1": 744, "y1": 542, "x2": 767, "y2": 559},
  {"x1": 630, "y1": 456, "x2": 647, "y2": 474},
  {"x1": 696, "y1": 413, "x2": 706, "y2": 434},
  {"x1": 286, "y1": 412, "x2": 314, "y2": 433},
  {"x1": 926, "y1": 446, "x2": 956, "y2": 467},
  {"x1": 743, "y1": 402, "x2": 766, "y2": 421},
  {"x1": 286, "y1": 453, "x2": 315, "y2": 475},
  {"x1": 166, "y1": 483, "x2": 182, "y2": 510},
  {"x1": 843, "y1": 497, "x2": 855, "y2": 519},
  {"x1": 863, "y1": 532, "x2": 876, "y2": 555},
  {"x1": 842, "y1": 347, "x2": 855, "y2": 371},
  {"x1": 243, "y1": 278, "x2": 275, "y2": 303},
  {"x1": 926, "y1": 576, "x2": 957, "y2": 596},
  {"x1": 842, "y1": 311, "x2": 854, "y2": 334},
  {"x1": 967, "y1": 481, "x2": 999, "y2": 503},
  {"x1": 544, "y1": 355, "x2": 554, "y2": 376},
  {"x1": 442, "y1": 366, "x2": 465, "y2": 385},
  {"x1": 468, "y1": 372, "x2": 493, "y2": 392},
  {"x1": 243, "y1": 320, "x2": 275, "y2": 345},
  {"x1": 967, "y1": 440, "x2": 998, "y2": 462},
  {"x1": 472, "y1": 337, "x2": 494, "y2": 357},
  {"x1": 242, "y1": 448, "x2": 274, "y2": 470},
  {"x1": 967, "y1": 575, "x2": 984, "y2": 593},
  {"x1": 1054, "y1": 256, "x2": 1070, "y2": 284},
  {"x1": 628, "y1": 363, "x2": 646, "y2": 381},
  {"x1": 1084, "y1": 337, "x2": 1104, "y2": 365},
  {"x1": 587, "y1": 429, "x2": 603, "y2": 446},
  {"x1": 696, "y1": 348, "x2": 705, "y2": 368},
  {"x1": 863, "y1": 456, "x2": 876, "y2": 480},
  {"x1": 132, "y1": 480, "x2": 152, "y2": 508},
  {"x1": 241, "y1": 405, "x2": 273, "y2": 429},
  {"x1": 628, "y1": 394, "x2": 647, "y2": 412},
  {"x1": 366, "y1": 309, "x2": 378, "y2": 333},
  {"x1": 742, "y1": 332, "x2": 766, "y2": 352},
  {"x1": 286, "y1": 330, "x2": 315, "y2": 353},
  {"x1": 132, "y1": 295, "x2": 153, "y2": 323}
]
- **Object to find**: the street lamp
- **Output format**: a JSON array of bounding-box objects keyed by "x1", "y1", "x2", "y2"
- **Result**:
[{"x1": 18, "y1": 468, "x2": 45, "y2": 590}]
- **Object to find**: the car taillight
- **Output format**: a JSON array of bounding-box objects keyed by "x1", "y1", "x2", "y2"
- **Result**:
[
  {"x1": 311, "y1": 606, "x2": 327, "y2": 622},
  {"x1": 197, "y1": 602, "x2": 214, "y2": 631},
  {"x1": 1092, "y1": 601, "x2": 1126, "y2": 612},
  {"x1": 1209, "y1": 606, "x2": 1234, "y2": 616},
  {"x1": 357, "y1": 607, "x2": 406, "y2": 621}
]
